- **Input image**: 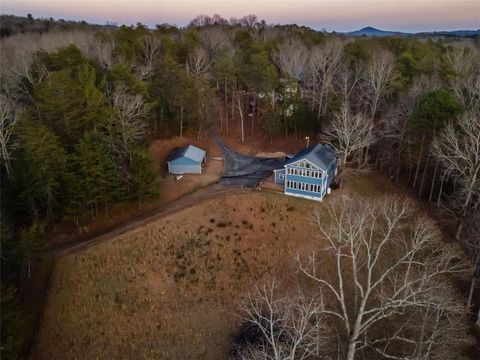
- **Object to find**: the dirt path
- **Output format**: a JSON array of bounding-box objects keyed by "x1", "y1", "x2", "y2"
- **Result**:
[{"x1": 52, "y1": 183, "x2": 240, "y2": 257}]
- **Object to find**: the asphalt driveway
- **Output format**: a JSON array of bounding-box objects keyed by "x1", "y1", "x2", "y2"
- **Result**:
[{"x1": 215, "y1": 137, "x2": 285, "y2": 187}]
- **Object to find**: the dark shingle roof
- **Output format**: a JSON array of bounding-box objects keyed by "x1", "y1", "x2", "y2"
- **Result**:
[
  {"x1": 167, "y1": 145, "x2": 206, "y2": 163},
  {"x1": 284, "y1": 144, "x2": 336, "y2": 170}
]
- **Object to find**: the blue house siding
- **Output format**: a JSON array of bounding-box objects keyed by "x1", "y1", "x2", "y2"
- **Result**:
[
  {"x1": 275, "y1": 143, "x2": 337, "y2": 202},
  {"x1": 274, "y1": 169, "x2": 286, "y2": 184}
]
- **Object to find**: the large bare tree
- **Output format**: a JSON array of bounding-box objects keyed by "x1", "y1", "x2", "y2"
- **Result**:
[
  {"x1": 136, "y1": 35, "x2": 162, "y2": 79},
  {"x1": 298, "y1": 196, "x2": 471, "y2": 360},
  {"x1": 432, "y1": 110, "x2": 480, "y2": 239},
  {"x1": 236, "y1": 281, "x2": 327, "y2": 360},
  {"x1": 361, "y1": 49, "x2": 394, "y2": 120},
  {"x1": 306, "y1": 39, "x2": 343, "y2": 119},
  {"x1": 186, "y1": 46, "x2": 212, "y2": 82},
  {"x1": 446, "y1": 47, "x2": 480, "y2": 110},
  {"x1": 198, "y1": 26, "x2": 233, "y2": 60},
  {"x1": 274, "y1": 37, "x2": 308, "y2": 82},
  {"x1": 110, "y1": 87, "x2": 149, "y2": 150},
  {"x1": 321, "y1": 104, "x2": 375, "y2": 181}
]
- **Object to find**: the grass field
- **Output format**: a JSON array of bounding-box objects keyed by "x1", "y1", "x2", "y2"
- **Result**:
[{"x1": 32, "y1": 172, "x2": 400, "y2": 359}]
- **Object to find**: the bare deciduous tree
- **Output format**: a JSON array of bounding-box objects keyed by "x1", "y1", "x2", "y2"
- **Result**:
[
  {"x1": 446, "y1": 47, "x2": 480, "y2": 110},
  {"x1": 236, "y1": 280, "x2": 327, "y2": 360},
  {"x1": 186, "y1": 46, "x2": 212, "y2": 82},
  {"x1": 136, "y1": 35, "x2": 162, "y2": 79},
  {"x1": 298, "y1": 196, "x2": 471, "y2": 360},
  {"x1": 198, "y1": 26, "x2": 233, "y2": 60},
  {"x1": 361, "y1": 49, "x2": 394, "y2": 120},
  {"x1": 0, "y1": 95, "x2": 19, "y2": 176},
  {"x1": 306, "y1": 39, "x2": 343, "y2": 119},
  {"x1": 110, "y1": 87, "x2": 149, "y2": 149},
  {"x1": 379, "y1": 78, "x2": 433, "y2": 182},
  {"x1": 321, "y1": 104, "x2": 375, "y2": 181},
  {"x1": 432, "y1": 110, "x2": 480, "y2": 239},
  {"x1": 274, "y1": 38, "x2": 308, "y2": 82},
  {"x1": 91, "y1": 36, "x2": 115, "y2": 71},
  {"x1": 462, "y1": 210, "x2": 480, "y2": 315}
]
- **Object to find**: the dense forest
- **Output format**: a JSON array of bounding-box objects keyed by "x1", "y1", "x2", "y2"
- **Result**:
[{"x1": 1, "y1": 14, "x2": 479, "y2": 359}]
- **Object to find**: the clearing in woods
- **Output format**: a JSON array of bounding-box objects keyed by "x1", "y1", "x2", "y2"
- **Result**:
[{"x1": 32, "y1": 173, "x2": 399, "y2": 359}]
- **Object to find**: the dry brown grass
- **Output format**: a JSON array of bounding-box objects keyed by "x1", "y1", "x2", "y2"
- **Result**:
[
  {"x1": 32, "y1": 191, "x2": 326, "y2": 359},
  {"x1": 32, "y1": 173, "x2": 402, "y2": 359},
  {"x1": 149, "y1": 136, "x2": 224, "y2": 204}
]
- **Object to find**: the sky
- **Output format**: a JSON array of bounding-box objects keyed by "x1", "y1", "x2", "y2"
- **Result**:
[{"x1": 1, "y1": 0, "x2": 479, "y2": 32}]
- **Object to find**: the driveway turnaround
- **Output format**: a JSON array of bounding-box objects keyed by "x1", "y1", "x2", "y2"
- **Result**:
[{"x1": 215, "y1": 137, "x2": 285, "y2": 187}]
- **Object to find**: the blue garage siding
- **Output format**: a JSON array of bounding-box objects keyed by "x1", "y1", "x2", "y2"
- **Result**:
[
  {"x1": 168, "y1": 157, "x2": 202, "y2": 174},
  {"x1": 167, "y1": 145, "x2": 206, "y2": 174}
]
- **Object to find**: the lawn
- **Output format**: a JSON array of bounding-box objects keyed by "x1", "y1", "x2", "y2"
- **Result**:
[{"x1": 31, "y1": 172, "x2": 401, "y2": 359}]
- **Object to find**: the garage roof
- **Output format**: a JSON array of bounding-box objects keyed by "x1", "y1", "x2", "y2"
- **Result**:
[{"x1": 167, "y1": 145, "x2": 206, "y2": 164}]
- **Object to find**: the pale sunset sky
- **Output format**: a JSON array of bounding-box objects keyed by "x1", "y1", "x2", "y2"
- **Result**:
[{"x1": 1, "y1": 0, "x2": 479, "y2": 32}]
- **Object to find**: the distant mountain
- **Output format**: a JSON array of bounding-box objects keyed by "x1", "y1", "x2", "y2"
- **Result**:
[
  {"x1": 342, "y1": 26, "x2": 480, "y2": 38},
  {"x1": 344, "y1": 27, "x2": 408, "y2": 37}
]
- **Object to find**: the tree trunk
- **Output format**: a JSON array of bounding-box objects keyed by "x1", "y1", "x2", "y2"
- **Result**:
[
  {"x1": 418, "y1": 155, "x2": 429, "y2": 198},
  {"x1": 231, "y1": 85, "x2": 235, "y2": 127},
  {"x1": 364, "y1": 145, "x2": 370, "y2": 166},
  {"x1": 456, "y1": 188, "x2": 473, "y2": 240},
  {"x1": 225, "y1": 77, "x2": 228, "y2": 136},
  {"x1": 437, "y1": 173, "x2": 445, "y2": 207},
  {"x1": 238, "y1": 96, "x2": 245, "y2": 143},
  {"x1": 408, "y1": 149, "x2": 413, "y2": 183},
  {"x1": 180, "y1": 106, "x2": 183, "y2": 137},
  {"x1": 467, "y1": 276, "x2": 477, "y2": 310},
  {"x1": 413, "y1": 133, "x2": 426, "y2": 188},
  {"x1": 429, "y1": 160, "x2": 439, "y2": 202},
  {"x1": 346, "y1": 297, "x2": 369, "y2": 360}
]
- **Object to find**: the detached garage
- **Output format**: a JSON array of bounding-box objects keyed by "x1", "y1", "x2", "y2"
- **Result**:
[{"x1": 167, "y1": 145, "x2": 206, "y2": 174}]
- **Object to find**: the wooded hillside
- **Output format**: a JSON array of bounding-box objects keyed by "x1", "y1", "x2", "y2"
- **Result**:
[{"x1": 1, "y1": 14, "x2": 479, "y2": 359}]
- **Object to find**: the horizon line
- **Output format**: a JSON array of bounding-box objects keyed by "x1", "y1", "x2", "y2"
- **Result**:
[{"x1": 1, "y1": 12, "x2": 479, "y2": 34}]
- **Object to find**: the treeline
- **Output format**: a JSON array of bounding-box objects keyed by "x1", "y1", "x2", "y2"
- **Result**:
[
  {"x1": 0, "y1": 14, "x2": 116, "y2": 37},
  {"x1": 1, "y1": 14, "x2": 479, "y2": 358}
]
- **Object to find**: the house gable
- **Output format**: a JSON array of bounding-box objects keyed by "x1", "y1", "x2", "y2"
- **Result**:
[
  {"x1": 284, "y1": 158, "x2": 323, "y2": 173},
  {"x1": 279, "y1": 143, "x2": 337, "y2": 202}
]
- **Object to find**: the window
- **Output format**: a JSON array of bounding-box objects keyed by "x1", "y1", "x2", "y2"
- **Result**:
[
  {"x1": 279, "y1": 173, "x2": 285, "y2": 180},
  {"x1": 300, "y1": 161, "x2": 306, "y2": 168},
  {"x1": 306, "y1": 170, "x2": 310, "y2": 177},
  {"x1": 306, "y1": 163, "x2": 310, "y2": 168}
]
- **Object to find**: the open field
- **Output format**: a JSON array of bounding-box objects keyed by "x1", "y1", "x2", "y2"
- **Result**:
[{"x1": 32, "y1": 173, "x2": 401, "y2": 359}]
